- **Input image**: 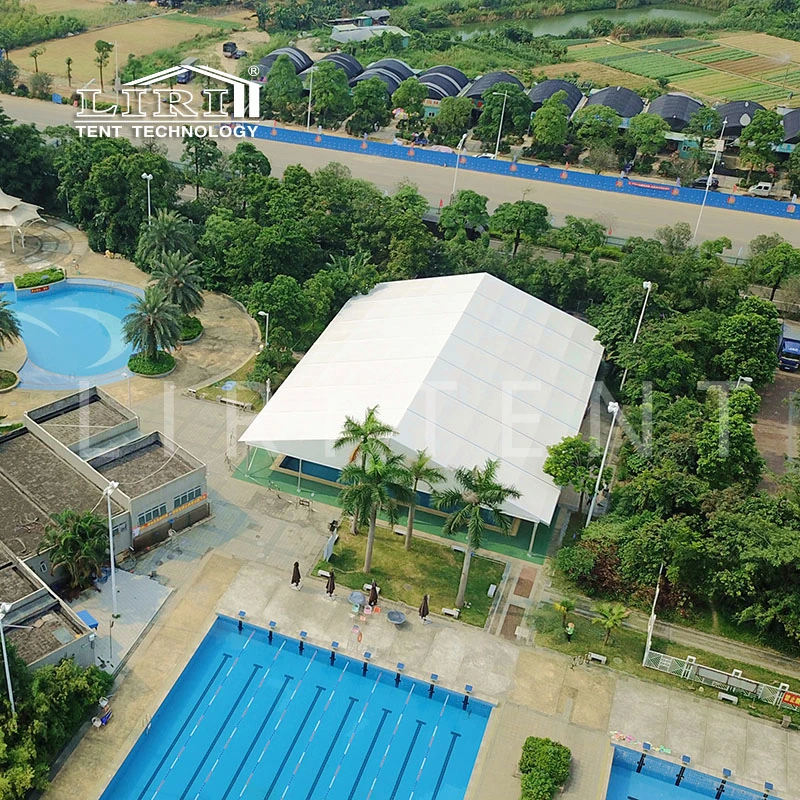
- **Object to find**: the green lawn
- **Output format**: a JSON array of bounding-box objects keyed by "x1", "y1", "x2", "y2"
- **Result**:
[
  {"x1": 530, "y1": 605, "x2": 800, "y2": 724},
  {"x1": 316, "y1": 524, "x2": 506, "y2": 628},
  {"x1": 196, "y1": 354, "x2": 294, "y2": 412}
]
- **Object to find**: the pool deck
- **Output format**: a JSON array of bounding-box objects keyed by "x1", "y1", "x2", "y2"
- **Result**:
[{"x1": 39, "y1": 398, "x2": 800, "y2": 800}]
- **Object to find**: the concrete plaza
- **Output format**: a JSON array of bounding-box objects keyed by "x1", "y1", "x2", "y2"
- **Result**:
[{"x1": 33, "y1": 395, "x2": 800, "y2": 800}]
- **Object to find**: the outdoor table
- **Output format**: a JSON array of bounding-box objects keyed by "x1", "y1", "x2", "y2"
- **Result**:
[
  {"x1": 387, "y1": 610, "x2": 406, "y2": 626},
  {"x1": 348, "y1": 591, "x2": 366, "y2": 607}
]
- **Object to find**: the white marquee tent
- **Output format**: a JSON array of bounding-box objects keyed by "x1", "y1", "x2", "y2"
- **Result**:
[
  {"x1": 0, "y1": 188, "x2": 44, "y2": 252},
  {"x1": 241, "y1": 273, "x2": 604, "y2": 525}
]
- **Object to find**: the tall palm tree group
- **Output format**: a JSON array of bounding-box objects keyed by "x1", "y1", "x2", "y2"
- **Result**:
[
  {"x1": 0, "y1": 295, "x2": 21, "y2": 350},
  {"x1": 335, "y1": 407, "x2": 519, "y2": 608}
]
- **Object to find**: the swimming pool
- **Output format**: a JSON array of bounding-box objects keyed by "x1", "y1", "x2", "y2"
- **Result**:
[
  {"x1": 100, "y1": 616, "x2": 492, "y2": 800},
  {"x1": 0, "y1": 279, "x2": 142, "y2": 389},
  {"x1": 607, "y1": 745, "x2": 781, "y2": 800}
]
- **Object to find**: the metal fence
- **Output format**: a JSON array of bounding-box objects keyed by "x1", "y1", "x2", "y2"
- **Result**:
[{"x1": 643, "y1": 650, "x2": 797, "y2": 712}]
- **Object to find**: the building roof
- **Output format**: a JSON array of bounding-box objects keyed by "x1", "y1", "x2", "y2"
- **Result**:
[
  {"x1": 350, "y1": 68, "x2": 402, "y2": 94},
  {"x1": 33, "y1": 395, "x2": 129, "y2": 447},
  {"x1": 364, "y1": 8, "x2": 391, "y2": 19},
  {"x1": 299, "y1": 53, "x2": 363, "y2": 81},
  {"x1": 782, "y1": 108, "x2": 800, "y2": 144},
  {"x1": 715, "y1": 100, "x2": 765, "y2": 136},
  {"x1": 585, "y1": 86, "x2": 644, "y2": 118},
  {"x1": 331, "y1": 25, "x2": 409, "y2": 44},
  {"x1": 90, "y1": 432, "x2": 201, "y2": 499},
  {"x1": 241, "y1": 273, "x2": 604, "y2": 525},
  {"x1": 418, "y1": 65, "x2": 469, "y2": 100},
  {"x1": 647, "y1": 92, "x2": 703, "y2": 131},
  {"x1": 257, "y1": 47, "x2": 313, "y2": 80},
  {"x1": 528, "y1": 79, "x2": 583, "y2": 113},
  {"x1": 366, "y1": 58, "x2": 414, "y2": 81},
  {"x1": 462, "y1": 71, "x2": 524, "y2": 101}
]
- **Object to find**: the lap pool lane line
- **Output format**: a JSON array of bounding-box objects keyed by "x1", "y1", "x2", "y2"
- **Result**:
[
  {"x1": 146, "y1": 631, "x2": 257, "y2": 800},
  {"x1": 235, "y1": 650, "x2": 324, "y2": 798},
  {"x1": 134, "y1": 652, "x2": 233, "y2": 800},
  {"x1": 322, "y1": 672, "x2": 386, "y2": 800},
  {"x1": 276, "y1": 663, "x2": 359, "y2": 799},
  {"x1": 407, "y1": 695, "x2": 450, "y2": 800},
  {"x1": 192, "y1": 641, "x2": 291, "y2": 800}
]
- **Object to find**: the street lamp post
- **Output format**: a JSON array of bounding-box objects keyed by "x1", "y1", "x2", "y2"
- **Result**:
[
  {"x1": 619, "y1": 280, "x2": 653, "y2": 389},
  {"x1": 0, "y1": 603, "x2": 15, "y2": 716},
  {"x1": 492, "y1": 90, "x2": 510, "y2": 159},
  {"x1": 586, "y1": 402, "x2": 620, "y2": 528},
  {"x1": 735, "y1": 376, "x2": 753, "y2": 390},
  {"x1": 450, "y1": 132, "x2": 469, "y2": 203},
  {"x1": 141, "y1": 173, "x2": 153, "y2": 225},
  {"x1": 258, "y1": 310, "x2": 269, "y2": 348},
  {"x1": 104, "y1": 482, "x2": 120, "y2": 618},
  {"x1": 306, "y1": 68, "x2": 314, "y2": 132},
  {"x1": 691, "y1": 117, "x2": 727, "y2": 245}
]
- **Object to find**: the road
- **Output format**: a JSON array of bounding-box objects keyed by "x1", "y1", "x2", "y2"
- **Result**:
[{"x1": 4, "y1": 95, "x2": 799, "y2": 251}]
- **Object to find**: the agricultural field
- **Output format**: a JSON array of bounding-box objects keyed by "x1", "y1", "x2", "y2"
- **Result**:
[
  {"x1": 15, "y1": 14, "x2": 241, "y2": 83},
  {"x1": 570, "y1": 34, "x2": 800, "y2": 106},
  {"x1": 21, "y1": 0, "x2": 161, "y2": 27},
  {"x1": 539, "y1": 60, "x2": 657, "y2": 93}
]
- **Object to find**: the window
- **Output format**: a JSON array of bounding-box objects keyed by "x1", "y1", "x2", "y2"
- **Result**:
[
  {"x1": 39, "y1": 563, "x2": 48, "y2": 573},
  {"x1": 174, "y1": 486, "x2": 202, "y2": 510},
  {"x1": 137, "y1": 503, "x2": 167, "y2": 527}
]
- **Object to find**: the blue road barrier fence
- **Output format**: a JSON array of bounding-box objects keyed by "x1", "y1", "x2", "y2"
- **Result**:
[{"x1": 248, "y1": 123, "x2": 800, "y2": 223}]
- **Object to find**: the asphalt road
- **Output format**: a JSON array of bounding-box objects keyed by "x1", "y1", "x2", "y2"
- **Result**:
[{"x1": 4, "y1": 95, "x2": 799, "y2": 251}]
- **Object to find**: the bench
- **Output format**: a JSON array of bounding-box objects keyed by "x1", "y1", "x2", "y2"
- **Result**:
[
  {"x1": 317, "y1": 569, "x2": 331, "y2": 578},
  {"x1": 515, "y1": 626, "x2": 531, "y2": 643},
  {"x1": 587, "y1": 652, "x2": 607, "y2": 666},
  {"x1": 217, "y1": 396, "x2": 253, "y2": 411},
  {"x1": 442, "y1": 607, "x2": 460, "y2": 619},
  {"x1": 718, "y1": 692, "x2": 738, "y2": 705},
  {"x1": 297, "y1": 498, "x2": 311, "y2": 508},
  {"x1": 362, "y1": 583, "x2": 380, "y2": 594},
  {"x1": 451, "y1": 546, "x2": 466, "y2": 555},
  {"x1": 187, "y1": 388, "x2": 197, "y2": 396},
  {"x1": 487, "y1": 584, "x2": 497, "y2": 598}
]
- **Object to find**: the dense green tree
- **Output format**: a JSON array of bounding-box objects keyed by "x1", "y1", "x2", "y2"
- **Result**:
[
  {"x1": 40, "y1": 510, "x2": 107, "y2": 590},
  {"x1": 439, "y1": 189, "x2": 489, "y2": 240},
  {"x1": 490, "y1": 200, "x2": 549, "y2": 256},
  {"x1": 627, "y1": 112, "x2": 669, "y2": 156},
  {"x1": 543, "y1": 435, "x2": 604, "y2": 512},
  {"x1": 0, "y1": 295, "x2": 20, "y2": 349},
  {"x1": 654, "y1": 222, "x2": 693, "y2": 256},
  {"x1": 151, "y1": 252, "x2": 204, "y2": 316},
  {"x1": 684, "y1": 106, "x2": 723, "y2": 149},
  {"x1": 435, "y1": 459, "x2": 520, "y2": 608},
  {"x1": 583, "y1": 143, "x2": 617, "y2": 175},
  {"x1": 229, "y1": 141, "x2": 271, "y2": 178},
  {"x1": 181, "y1": 134, "x2": 222, "y2": 200},
  {"x1": 430, "y1": 96, "x2": 472, "y2": 145},
  {"x1": 573, "y1": 105, "x2": 621, "y2": 148},
  {"x1": 28, "y1": 45, "x2": 43, "y2": 73},
  {"x1": 473, "y1": 84, "x2": 532, "y2": 146},
  {"x1": 347, "y1": 77, "x2": 391, "y2": 136},
  {"x1": 134, "y1": 209, "x2": 195, "y2": 271},
  {"x1": 0, "y1": 59, "x2": 18, "y2": 93},
  {"x1": 531, "y1": 90, "x2": 570, "y2": 148},
  {"x1": 93, "y1": 39, "x2": 113, "y2": 92},
  {"x1": 752, "y1": 241, "x2": 800, "y2": 299},
  {"x1": 404, "y1": 450, "x2": 444, "y2": 551},
  {"x1": 551, "y1": 215, "x2": 606, "y2": 255},
  {"x1": 392, "y1": 77, "x2": 428, "y2": 127},
  {"x1": 244, "y1": 274, "x2": 311, "y2": 343},
  {"x1": 591, "y1": 602, "x2": 630, "y2": 645},
  {"x1": 739, "y1": 109, "x2": 783, "y2": 179},
  {"x1": 311, "y1": 60, "x2": 353, "y2": 127},
  {"x1": 261, "y1": 55, "x2": 303, "y2": 122},
  {"x1": 0, "y1": 106, "x2": 55, "y2": 207},
  {"x1": 122, "y1": 286, "x2": 181, "y2": 361}
]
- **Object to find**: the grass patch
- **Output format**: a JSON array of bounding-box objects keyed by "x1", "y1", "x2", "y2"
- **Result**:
[
  {"x1": 128, "y1": 351, "x2": 175, "y2": 376},
  {"x1": 14, "y1": 268, "x2": 64, "y2": 289},
  {"x1": 179, "y1": 314, "x2": 203, "y2": 342},
  {"x1": 0, "y1": 370, "x2": 18, "y2": 390},
  {"x1": 530, "y1": 605, "x2": 800, "y2": 723},
  {"x1": 316, "y1": 525, "x2": 505, "y2": 628},
  {"x1": 0, "y1": 422, "x2": 23, "y2": 433}
]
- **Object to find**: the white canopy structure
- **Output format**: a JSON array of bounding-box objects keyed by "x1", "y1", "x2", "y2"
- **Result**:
[
  {"x1": 0, "y1": 189, "x2": 45, "y2": 253},
  {"x1": 241, "y1": 273, "x2": 604, "y2": 525}
]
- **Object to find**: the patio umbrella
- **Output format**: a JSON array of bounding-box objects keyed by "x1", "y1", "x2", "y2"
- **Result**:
[
  {"x1": 419, "y1": 594, "x2": 429, "y2": 622},
  {"x1": 348, "y1": 590, "x2": 366, "y2": 606},
  {"x1": 291, "y1": 561, "x2": 301, "y2": 588},
  {"x1": 368, "y1": 581, "x2": 379, "y2": 607},
  {"x1": 326, "y1": 570, "x2": 336, "y2": 598}
]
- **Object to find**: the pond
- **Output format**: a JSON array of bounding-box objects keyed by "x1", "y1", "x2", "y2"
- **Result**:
[{"x1": 452, "y1": 3, "x2": 716, "y2": 40}]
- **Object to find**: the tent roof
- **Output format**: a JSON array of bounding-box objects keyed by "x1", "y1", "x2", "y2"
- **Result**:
[
  {"x1": 715, "y1": 100, "x2": 765, "y2": 135},
  {"x1": 350, "y1": 68, "x2": 401, "y2": 94},
  {"x1": 366, "y1": 58, "x2": 414, "y2": 80},
  {"x1": 647, "y1": 92, "x2": 703, "y2": 131},
  {"x1": 0, "y1": 190, "x2": 43, "y2": 231},
  {"x1": 585, "y1": 86, "x2": 643, "y2": 118},
  {"x1": 782, "y1": 108, "x2": 800, "y2": 144},
  {"x1": 241, "y1": 273, "x2": 604, "y2": 525},
  {"x1": 528, "y1": 79, "x2": 583, "y2": 112},
  {"x1": 462, "y1": 71, "x2": 524, "y2": 100}
]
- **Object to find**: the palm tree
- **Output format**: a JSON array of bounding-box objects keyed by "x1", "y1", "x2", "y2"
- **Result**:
[
  {"x1": 339, "y1": 442, "x2": 412, "y2": 573},
  {"x1": 0, "y1": 296, "x2": 21, "y2": 349},
  {"x1": 592, "y1": 601, "x2": 630, "y2": 645},
  {"x1": 434, "y1": 459, "x2": 520, "y2": 609},
  {"x1": 122, "y1": 286, "x2": 181, "y2": 361},
  {"x1": 134, "y1": 209, "x2": 194, "y2": 272},
  {"x1": 41, "y1": 510, "x2": 108, "y2": 590},
  {"x1": 151, "y1": 252, "x2": 204, "y2": 315},
  {"x1": 554, "y1": 597, "x2": 577, "y2": 626},
  {"x1": 404, "y1": 449, "x2": 444, "y2": 551},
  {"x1": 334, "y1": 406, "x2": 395, "y2": 533}
]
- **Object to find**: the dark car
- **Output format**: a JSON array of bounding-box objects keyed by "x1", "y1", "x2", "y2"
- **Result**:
[
  {"x1": 233, "y1": 49, "x2": 247, "y2": 59},
  {"x1": 222, "y1": 41, "x2": 237, "y2": 58},
  {"x1": 692, "y1": 176, "x2": 720, "y2": 191}
]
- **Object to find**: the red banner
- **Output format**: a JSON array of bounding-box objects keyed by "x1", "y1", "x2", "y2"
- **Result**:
[
  {"x1": 782, "y1": 691, "x2": 800, "y2": 708},
  {"x1": 30, "y1": 286, "x2": 50, "y2": 294}
]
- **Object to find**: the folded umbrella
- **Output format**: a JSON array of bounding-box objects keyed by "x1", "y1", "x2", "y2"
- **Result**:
[
  {"x1": 326, "y1": 570, "x2": 336, "y2": 597},
  {"x1": 291, "y1": 561, "x2": 301, "y2": 587},
  {"x1": 419, "y1": 594, "x2": 429, "y2": 620},
  {"x1": 368, "y1": 580, "x2": 379, "y2": 607}
]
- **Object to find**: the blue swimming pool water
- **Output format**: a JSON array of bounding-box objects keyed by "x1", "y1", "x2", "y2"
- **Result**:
[
  {"x1": 0, "y1": 281, "x2": 140, "y2": 386},
  {"x1": 607, "y1": 746, "x2": 781, "y2": 800},
  {"x1": 101, "y1": 616, "x2": 492, "y2": 800}
]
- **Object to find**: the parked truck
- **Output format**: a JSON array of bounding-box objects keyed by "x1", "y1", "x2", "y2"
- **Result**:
[{"x1": 778, "y1": 320, "x2": 800, "y2": 371}]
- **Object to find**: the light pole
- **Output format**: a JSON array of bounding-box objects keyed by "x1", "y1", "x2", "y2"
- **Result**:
[
  {"x1": 450, "y1": 132, "x2": 469, "y2": 203},
  {"x1": 141, "y1": 173, "x2": 153, "y2": 225},
  {"x1": 258, "y1": 310, "x2": 269, "y2": 348},
  {"x1": 735, "y1": 376, "x2": 753, "y2": 390},
  {"x1": 306, "y1": 68, "x2": 314, "y2": 132},
  {"x1": 492, "y1": 90, "x2": 510, "y2": 159},
  {"x1": 691, "y1": 117, "x2": 727, "y2": 245},
  {"x1": 619, "y1": 280, "x2": 653, "y2": 389},
  {"x1": 0, "y1": 603, "x2": 15, "y2": 716},
  {"x1": 586, "y1": 401, "x2": 620, "y2": 528},
  {"x1": 104, "y1": 482, "x2": 120, "y2": 618}
]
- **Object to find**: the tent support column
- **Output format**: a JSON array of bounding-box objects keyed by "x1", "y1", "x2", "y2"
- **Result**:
[{"x1": 527, "y1": 521, "x2": 540, "y2": 556}]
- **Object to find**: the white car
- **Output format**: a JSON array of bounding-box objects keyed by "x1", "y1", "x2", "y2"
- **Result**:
[{"x1": 475, "y1": 153, "x2": 496, "y2": 159}]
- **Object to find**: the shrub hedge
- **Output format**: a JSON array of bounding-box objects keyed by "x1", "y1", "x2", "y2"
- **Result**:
[
  {"x1": 180, "y1": 314, "x2": 203, "y2": 342},
  {"x1": 14, "y1": 267, "x2": 65, "y2": 289},
  {"x1": 128, "y1": 351, "x2": 175, "y2": 376},
  {"x1": 0, "y1": 370, "x2": 17, "y2": 390},
  {"x1": 519, "y1": 737, "x2": 571, "y2": 800}
]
